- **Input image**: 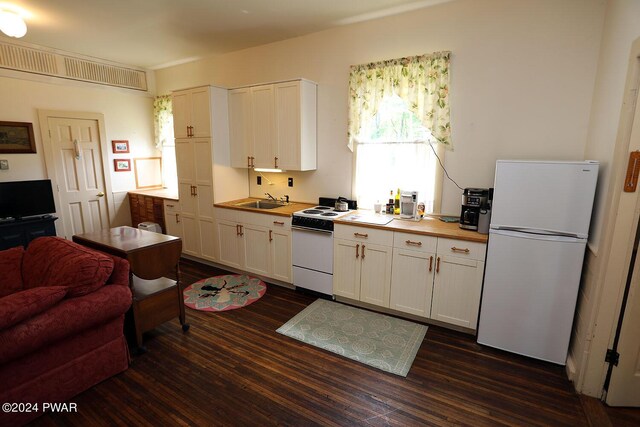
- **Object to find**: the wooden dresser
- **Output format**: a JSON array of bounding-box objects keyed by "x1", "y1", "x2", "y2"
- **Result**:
[{"x1": 129, "y1": 193, "x2": 166, "y2": 233}]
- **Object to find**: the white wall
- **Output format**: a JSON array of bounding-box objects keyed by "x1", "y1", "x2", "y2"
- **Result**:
[{"x1": 156, "y1": 0, "x2": 605, "y2": 213}]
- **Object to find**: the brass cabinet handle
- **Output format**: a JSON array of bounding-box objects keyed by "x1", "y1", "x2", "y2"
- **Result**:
[
  {"x1": 193, "y1": 186, "x2": 198, "y2": 196},
  {"x1": 269, "y1": 230, "x2": 273, "y2": 242},
  {"x1": 166, "y1": 204, "x2": 174, "y2": 208},
  {"x1": 273, "y1": 221, "x2": 284, "y2": 225},
  {"x1": 175, "y1": 213, "x2": 180, "y2": 223},
  {"x1": 239, "y1": 225, "x2": 243, "y2": 237},
  {"x1": 355, "y1": 244, "x2": 359, "y2": 258},
  {"x1": 247, "y1": 156, "x2": 251, "y2": 168},
  {"x1": 451, "y1": 247, "x2": 470, "y2": 253},
  {"x1": 190, "y1": 186, "x2": 193, "y2": 196},
  {"x1": 274, "y1": 156, "x2": 279, "y2": 168},
  {"x1": 436, "y1": 257, "x2": 440, "y2": 273},
  {"x1": 406, "y1": 240, "x2": 422, "y2": 246},
  {"x1": 354, "y1": 232, "x2": 368, "y2": 238},
  {"x1": 429, "y1": 255, "x2": 433, "y2": 272},
  {"x1": 362, "y1": 245, "x2": 365, "y2": 259}
]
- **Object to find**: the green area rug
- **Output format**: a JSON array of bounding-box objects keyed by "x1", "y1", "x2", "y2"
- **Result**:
[{"x1": 276, "y1": 299, "x2": 427, "y2": 377}]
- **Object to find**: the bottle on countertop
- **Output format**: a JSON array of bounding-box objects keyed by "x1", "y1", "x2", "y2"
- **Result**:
[{"x1": 394, "y1": 188, "x2": 401, "y2": 215}]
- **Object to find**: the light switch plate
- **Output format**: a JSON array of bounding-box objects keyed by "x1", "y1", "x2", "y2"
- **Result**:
[{"x1": 0, "y1": 159, "x2": 8, "y2": 170}]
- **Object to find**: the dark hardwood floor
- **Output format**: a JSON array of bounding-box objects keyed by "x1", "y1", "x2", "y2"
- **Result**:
[{"x1": 32, "y1": 259, "x2": 639, "y2": 426}]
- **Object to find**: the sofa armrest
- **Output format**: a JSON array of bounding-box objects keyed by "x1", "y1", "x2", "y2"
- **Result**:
[{"x1": 103, "y1": 255, "x2": 130, "y2": 287}]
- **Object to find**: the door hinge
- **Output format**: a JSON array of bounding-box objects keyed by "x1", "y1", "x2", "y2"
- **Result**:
[{"x1": 605, "y1": 348, "x2": 619, "y2": 366}]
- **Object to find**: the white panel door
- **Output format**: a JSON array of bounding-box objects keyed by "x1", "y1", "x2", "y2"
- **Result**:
[
  {"x1": 390, "y1": 248, "x2": 435, "y2": 317},
  {"x1": 228, "y1": 88, "x2": 253, "y2": 168},
  {"x1": 270, "y1": 228, "x2": 291, "y2": 283},
  {"x1": 477, "y1": 230, "x2": 587, "y2": 363},
  {"x1": 491, "y1": 160, "x2": 598, "y2": 237},
  {"x1": 250, "y1": 85, "x2": 276, "y2": 168},
  {"x1": 274, "y1": 81, "x2": 300, "y2": 170},
  {"x1": 333, "y1": 239, "x2": 361, "y2": 300},
  {"x1": 172, "y1": 91, "x2": 190, "y2": 139},
  {"x1": 194, "y1": 139, "x2": 214, "y2": 221},
  {"x1": 190, "y1": 87, "x2": 211, "y2": 138},
  {"x1": 359, "y1": 243, "x2": 392, "y2": 308},
  {"x1": 48, "y1": 117, "x2": 109, "y2": 238},
  {"x1": 243, "y1": 223, "x2": 271, "y2": 277}
]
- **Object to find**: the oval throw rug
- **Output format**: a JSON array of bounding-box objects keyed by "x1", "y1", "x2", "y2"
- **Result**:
[{"x1": 183, "y1": 274, "x2": 267, "y2": 312}]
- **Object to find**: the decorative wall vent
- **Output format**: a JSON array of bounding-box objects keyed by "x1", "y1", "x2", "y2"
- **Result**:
[{"x1": 0, "y1": 40, "x2": 148, "y2": 91}]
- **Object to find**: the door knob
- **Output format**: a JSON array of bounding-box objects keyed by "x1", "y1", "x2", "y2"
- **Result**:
[{"x1": 96, "y1": 192, "x2": 105, "y2": 197}]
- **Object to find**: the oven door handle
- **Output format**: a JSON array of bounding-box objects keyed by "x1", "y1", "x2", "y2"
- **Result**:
[{"x1": 291, "y1": 225, "x2": 333, "y2": 235}]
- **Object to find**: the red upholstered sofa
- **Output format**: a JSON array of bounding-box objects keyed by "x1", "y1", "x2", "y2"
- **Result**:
[{"x1": 0, "y1": 237, "x2": 132, "y2": 426}]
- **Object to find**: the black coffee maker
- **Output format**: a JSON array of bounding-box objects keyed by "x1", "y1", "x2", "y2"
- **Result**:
[{"x1": 459, "y1": 188, "x2": 490, "y2": 231}]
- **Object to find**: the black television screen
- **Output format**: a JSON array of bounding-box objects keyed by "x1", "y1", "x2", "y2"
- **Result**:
[{"x1": 0, "y1": 179, "x2": 56, "y2": 219}]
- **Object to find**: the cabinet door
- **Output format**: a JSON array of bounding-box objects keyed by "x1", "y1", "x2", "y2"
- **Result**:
[
  {"x1": 181, "y1": 215, "x2": 200, "y2": 257},
  {"x1": 229, "y1": 88, "x2": 253, "y2": 168},
  {"x1": 243, "y1": 223, "x2": 271, "y2": 277},
  {"x1": 390, "y1": 248, "x2": 435, "y2": 317},
  {"x1": 270, "y1": 228, "x2": 291, "y2": 283},
  {"x1": 251, "y1": 85, "x2": 276, "y2": 168},
  {"x1": 333, "y1": 238, "x2": 361, "y2": 300},
  {"x1": 359, "y1": 243, "x2": 392, "y2": 308},
  {"x1": 172, "y1": 91, "x2": 190, "y2": 139},
  {"x1": 431, "y1": 255, "x2": 484, "y2": 329},
  {"x1": 193, "y1": 139, "x2": 214, "y2": 221},
  {"x1": 165, "y1": 210, "x2": 183, "y2": 239},
  {"x1": 217, "y1": 220, "x2": 244, "y2": 269},
  {"x1": 190, "y1": 87, "x2": 211, "y2": 138},
  {"x1": 274, "y1": 81, "x2": 300, "y2": 170}
]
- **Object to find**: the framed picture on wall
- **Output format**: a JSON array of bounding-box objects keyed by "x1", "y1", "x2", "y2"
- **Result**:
[
  {"x1": 111, "y1": 140, "x2": 130, "y2": 153},
  {"x1": 0, "y1": 121, "x2": 36, "y2": 154},
  {"x1": 114, "y1": 159, "x2": 131, "y2": 172}
]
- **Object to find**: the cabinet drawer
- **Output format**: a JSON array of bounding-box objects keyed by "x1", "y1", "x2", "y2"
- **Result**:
[
  {"x1": 163, "y1": 200, "x2": 181, "y2": 213},
  {"x1": 393, "y1": 232, "x2": 437, "y2": 253},
  {"x1": 264, "y1": 214, "x2": 291, "y2": 230},
  {"x1": 214, "y1": 207, "x2": 238, "y2": 222},
  {"x1": 335, "y1": 224, "x2": 393, "y2": 246},
  {"x1": 437, "y1": 238, "x2": 486, "y2": 261}
]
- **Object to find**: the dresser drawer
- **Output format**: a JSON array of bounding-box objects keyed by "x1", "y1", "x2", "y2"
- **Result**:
[
  {"x1": 393, "y1": 232, "x2": 437, "y2": 253},
  {"x1": 334, "y1": 224, "x2": 393, "y2": 246},
  {"x1": 437, "y1": 238, "x2": 486, "y2": 261}
]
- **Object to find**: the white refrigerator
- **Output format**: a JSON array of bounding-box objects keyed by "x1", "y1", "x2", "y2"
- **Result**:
[{"x1": 477, "y1": 160, "x2": 599, "y2": 365}]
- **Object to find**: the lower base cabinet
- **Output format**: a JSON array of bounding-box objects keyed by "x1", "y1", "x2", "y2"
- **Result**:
[
  {"x1": 214, "y1": 208, "x2": 292, "y2": 283},
  {"x1": 336, "y1": 225, "x2": 487, "y2": 331}
]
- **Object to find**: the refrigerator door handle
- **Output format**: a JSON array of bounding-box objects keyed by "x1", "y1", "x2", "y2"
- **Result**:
[
  {"x1": 490, "y1": 227, "x2": 586, "y2": 243},
  {"x1": 491, "y1": 226, "x2": 584, "y2": 239}
]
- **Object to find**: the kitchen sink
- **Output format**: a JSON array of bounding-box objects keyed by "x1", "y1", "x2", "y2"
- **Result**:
[{"x1": 235, "y1": 200, "x2": 285, "y2": 210}]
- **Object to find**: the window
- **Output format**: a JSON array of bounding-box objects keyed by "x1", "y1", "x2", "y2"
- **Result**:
[
  {"x1": 354, "y1": 94, "x2": 442, "y2": 212},
  {"x1": 348, "y1": 52, "x2": 452, "y2": 213},
  {"x1": 153, "y1": 95, "x2": 177, "y2": 190}
]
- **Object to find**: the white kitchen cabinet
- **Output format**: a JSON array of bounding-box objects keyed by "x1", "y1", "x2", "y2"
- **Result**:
[
  {"x1": 172, "y1": 87, "x2": 212, "y2": 139},
  {"x1": 214, "y1": 208, "x2": 293, "y2": 283},
  {"x1": 390, "y1": 248, "x2": 436, "y2": 317},
  {"x1": 228, "y1": 79, "x2": 317, "y2": 171},
  {"x1": 163, "y1": 200, "x2": 183, "y2": 240},
  {"x1": 333, "y1": 226, "x2": 393, "y2": 308},
  {"x1": 431, "y1": 240, "x2": 486, "y2": 329},
  {"x1": 172, "y1": 85, "x2": 248, "y2": 262}
]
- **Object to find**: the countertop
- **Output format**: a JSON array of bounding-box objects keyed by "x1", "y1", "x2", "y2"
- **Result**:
[
  {"x1": 334, "y1": 211, "x2": 488, "y2": 243},
  {"x1": 214, "y1": 198, "x2": 316, "y2": 217},
  {"x1": 128, "y1": 188, "x2": 179, "y2": 201}
]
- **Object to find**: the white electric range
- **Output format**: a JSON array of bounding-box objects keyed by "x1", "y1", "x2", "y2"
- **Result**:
[{"x1": 291, "y1": 199, "x2": 355, "y2": 296}]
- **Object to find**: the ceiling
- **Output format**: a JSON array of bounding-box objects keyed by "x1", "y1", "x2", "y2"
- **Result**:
[{"x1": 2, "y1": 0, "x2": 452, "y2": 70}]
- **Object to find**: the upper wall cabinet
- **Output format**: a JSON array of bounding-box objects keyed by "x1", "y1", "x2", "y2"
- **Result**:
[
  {"x1": 229, "y1": 79, "x2": 317, "y2": 171},
  {"x1": 172, "y1": 87, "x2": 212, "y2": 139}
]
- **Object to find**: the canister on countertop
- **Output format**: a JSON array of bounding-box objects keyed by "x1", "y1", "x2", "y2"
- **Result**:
[{"x1": 478, "y1": 208, "x2": 491, "y2": 234}]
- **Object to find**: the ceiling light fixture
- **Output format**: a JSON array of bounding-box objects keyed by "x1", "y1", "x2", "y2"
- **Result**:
[{"x1": 0, "y1": 9, "x2": 26, "y2": 38}]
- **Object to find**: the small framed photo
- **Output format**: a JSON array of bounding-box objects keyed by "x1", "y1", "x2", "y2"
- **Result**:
[
  {"x1": 0, "y1": 121, "x2": 36, "y2": 154},
  {"x1": 113, "y1": 159, "x2": 131, "y2": 172},
  {"x1": 111, "y1": 140, "x2": 130, "y2": 153}
]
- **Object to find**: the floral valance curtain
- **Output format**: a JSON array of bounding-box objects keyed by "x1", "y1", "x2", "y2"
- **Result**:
[
  {"x1": 153, "y1": 95, "x2": 173, "y2": 149},
  {"x1": 347, "y1": 51, "x2": 452, "y2": 151}
]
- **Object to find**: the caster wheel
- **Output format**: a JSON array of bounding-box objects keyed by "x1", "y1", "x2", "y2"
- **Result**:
[{"x1": 182, "y1": 323, "x2": 190, "y2": 332}]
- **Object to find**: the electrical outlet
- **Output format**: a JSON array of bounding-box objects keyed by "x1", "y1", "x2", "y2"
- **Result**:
[
  {"x1": 288, "y1": 177, "x2": 293, "y2": 187},
  {"x1": 257, "y1": 176, "x2": 262, "y2": 185},
  {"x1": 0, "y1": 159, "x2": 8, "y2": 170}
]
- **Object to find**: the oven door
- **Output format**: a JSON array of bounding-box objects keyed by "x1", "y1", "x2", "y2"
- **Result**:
[{"x1": 292, "y1": 226, "x2": 333, "y2": 274}]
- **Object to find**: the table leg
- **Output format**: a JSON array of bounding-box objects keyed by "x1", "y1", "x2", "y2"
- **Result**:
[{"x1": 177, "y1": 263, "x2": 190, "y2": 332}]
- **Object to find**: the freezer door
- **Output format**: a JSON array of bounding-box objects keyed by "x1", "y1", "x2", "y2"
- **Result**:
[
  {"x1": 477, "y1": 229, "x2": 587, "y2": 364},
  {"x1": 491, "y1": 160, "x2": 598, "y2": 237}
]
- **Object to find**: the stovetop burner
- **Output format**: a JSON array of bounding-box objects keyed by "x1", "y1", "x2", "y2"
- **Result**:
[
  {"x1": 303, "y1": 209, "x2": 323, "y2": 214},
  {"x1": 314, "y1": 206, "x2": 332, "y2": 210},
  {"x1": 321, "y1": 212, "x2": 338, "y2": 217}
]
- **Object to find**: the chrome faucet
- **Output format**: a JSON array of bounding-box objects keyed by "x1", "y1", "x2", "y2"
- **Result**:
[{"x1": 265, "y1": 192, "x2": 277, "y2": 202}]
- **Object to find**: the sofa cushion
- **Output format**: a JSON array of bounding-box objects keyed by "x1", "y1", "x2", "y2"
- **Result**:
[
  {"x1": 22, "y1": 237, "x2": 114, "y2": 297},
  {"x1": 0, "y1": 286, "x2": 68, "y2": 330},
  {"x1": 0, "y1": 284, "x2": 132, "y2": 364},
  {"x1": 0, "y1": 246, "x2": 24, "y2": 298}
]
